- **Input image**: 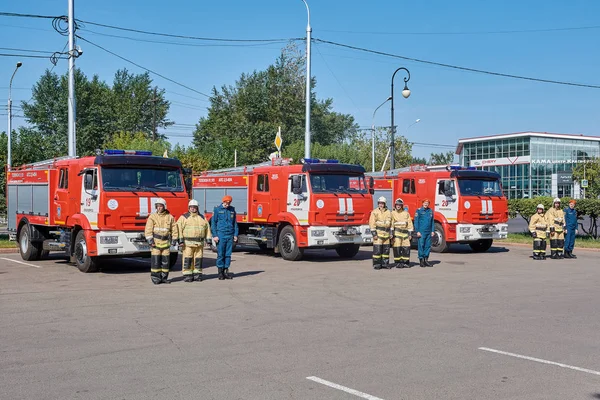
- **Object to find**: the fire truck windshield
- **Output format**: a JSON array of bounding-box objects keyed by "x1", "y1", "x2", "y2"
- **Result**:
[
  {"x1": 309, "y1": 174, "x2": 368, "y2": 194},
  {"x1": 457, "y1": 178, "x2": 503, "y2": 197},
  {"x1": 101, "y1": 167, "x2": 184, "y2": 192}
]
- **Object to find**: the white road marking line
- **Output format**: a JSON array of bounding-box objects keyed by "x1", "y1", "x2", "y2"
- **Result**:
[
  {"x1": 479, "y1": 347, "x2": 600, "y2": 376},
  {"x1": 0, "y1": 257, "x2": 42, "y2": 269},
  {"x1": 306, "y1": 376, "x2": 386, "y2": 400}
]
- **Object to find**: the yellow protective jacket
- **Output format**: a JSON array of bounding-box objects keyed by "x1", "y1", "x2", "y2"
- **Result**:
[
  {"x1": 369, "y1": 207, "x2": 392, "y2": 239},
  {"x1": 177, "y1": 212, "x2": 212, "y2": 247},
  {"x1": 145, "y1": 210, "x2": 178, "y2": 250},
  {"x1": 529, "y1": 213, "x2": 549, "y2": 239},
  {"x1": 392, "y1": 210, "x2": 414, "y2": 238},
  {"x1": 545, "y1": 207, "x2": 565, "y2": 233}
]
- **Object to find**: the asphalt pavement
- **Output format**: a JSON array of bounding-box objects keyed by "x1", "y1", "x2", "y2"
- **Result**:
[{"x1": 1, "y1": 245, "x2": 600, "y2": 400}]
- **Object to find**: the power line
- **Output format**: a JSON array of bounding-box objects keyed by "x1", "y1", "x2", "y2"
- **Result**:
[
  {"x1": 77, "y1": 18, "x2": 301, "y2": 43},
  {"x1": 314, "y1": 38, "x2": 600, "y2": 89},
  {"x1": 80, "y1": 28, "x2": 294, "y2": 48},
  {"x1": 321, "y1": 25, "x2": 600, "y2": 36},
  {"x1": 0, "y1": 47, "x2": 55, "y2": 54},
  {"x1": 77, "y1": 35, "x2": 211, "y2": 98},
  {"x1": 166, "y1": 90, "x2": 209, "y2": 102},
  {"x1": 0, "y1": 53, "x2": 66, "y2": 59},
  {"x1": 0, "y1": 12, "x2": 55, "y2": 19}
]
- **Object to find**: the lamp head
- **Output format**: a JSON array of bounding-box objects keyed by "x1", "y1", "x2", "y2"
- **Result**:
[
  {"x1": 16, "y1": 62, "x2": 22, "y2": 68},
  {"x1": 401, "y1": 83, "x2": 411, "y2": 99}
]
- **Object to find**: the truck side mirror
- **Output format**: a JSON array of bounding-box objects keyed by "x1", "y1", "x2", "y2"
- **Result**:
[
  {"x1": 291, "y1": 175, "x2": 303, "y2": 195},
  {"x1": 184, "y1": 177, "x2": 192, "y2": 193},
  {"x1": 84, "y1": 173, "x2": 93, "y2": 190}
]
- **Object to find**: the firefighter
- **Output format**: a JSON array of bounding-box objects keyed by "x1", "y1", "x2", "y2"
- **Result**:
[
  {"x1": 211, "y1": 195, "x2": 238, "y2": 280},
  {"x1": 528, "y1": 204, "x2": 549, "y2": 260},
  {"x1": 564, "y1": 199, "x2": 578, "y2": 259},
  {"x1": 546, "y1": 198, "x2": 566, "y2": 259},
  {"x1": 391, "y1": 198, "x2": 414, "y2": 268},
  {"x1": 145, "y1": 198, "x2": 179, "y2": 285},
  {"x1": 177, "y1": 199, "x2": 212, "y2": 283},
  {"x1": 369, "y1": 196, "x2": 392, "y2": 270},
  {"x1": 414, "y1": 198, "x2": 436, "y2": 267}
]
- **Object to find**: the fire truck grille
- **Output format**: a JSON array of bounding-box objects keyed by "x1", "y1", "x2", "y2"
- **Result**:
[
  {"x1": 119, "y1": 216, "x2": 147, "y2": 229},
  {"x1": 471, "y1": 212, "x2": 504, "y2": 223},
  {"x1": 323, "y1": 212, "x2": 368, "y2": 225}
]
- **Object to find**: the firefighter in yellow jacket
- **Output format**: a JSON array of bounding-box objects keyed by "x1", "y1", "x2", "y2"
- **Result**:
[
  {"x1": 545, "y1": 197, "x2": 565, "y2": 259},
  {"x1": 369, "y1": 196, "x2": 392, "y2": 270},
  {"x1": 177, "y1": 199, "x2": 212, "y2": 283},
  {"x1": 391, "y1": 198, "x2": 414, "y2": 268},
  {"x1": 528, "y1": 204, "x2": 549, "y2": 260},
  {"x1": 145, "y1": 198, "x2": 179, "y2": 284}
]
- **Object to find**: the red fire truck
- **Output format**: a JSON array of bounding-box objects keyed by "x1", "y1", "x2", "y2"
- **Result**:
[
  {"x1": 6, "y1": 150, "x2": 189, "y2": 272},
  {"x1": 192, "y1": 158, "x2": 373, "y2": 261},
  {"x1": 368, "y1": 165, "x2": 509, "y2": 252}
]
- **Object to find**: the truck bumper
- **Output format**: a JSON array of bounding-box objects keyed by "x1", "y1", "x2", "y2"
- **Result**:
[
  {"x1": 95, "y1": 231, "x2": 176, "y2": 256},
  {"x1": 455, "y1": 223, "x2": 508, "y2": 241},
  {"x1": 306, "y1": 226, "x2": 365, "y2": 247}
]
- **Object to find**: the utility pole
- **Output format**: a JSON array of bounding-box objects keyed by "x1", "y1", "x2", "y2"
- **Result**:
[
  {"x1": 152, "y1": 87, "x2": 158, "y2": 141},
  {"x1": 301, "y1": 0, "x2": 312, "y2": 159},
  {"x1": 67, "y1": 0, "x2": 76, "y2": 157}
]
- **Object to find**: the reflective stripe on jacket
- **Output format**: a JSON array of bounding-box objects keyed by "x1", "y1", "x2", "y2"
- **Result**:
[
  {"x1": 545, "y1": 208, "x2": 565, "y2": 232},
  {"x1": 145, "y1": 210, "x2": 178, "y2": 249},
  {"x1": 392, "y1": 210, "x2": 414, "y2": 238},
  {"x1": 177, "y1": 212, "x2": 212, "y2": 247},
  {"x1": 369, "y1": 207, "x2": 392, "y2": 238}
]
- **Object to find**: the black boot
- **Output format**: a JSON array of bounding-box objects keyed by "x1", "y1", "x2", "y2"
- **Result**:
[
  {"x1": 551, "y1": 250, "x2": 558, "y2": 259},
  {"x1": 558, "y1": 251, "x2": 564, "y2": 259},
  {"x1": 151, "y1": 255, "x2": 162, "y2": 284},
  {"x1": 419, "y1": 258, "x2": 425, "y2": 267},
  {"x1": 424, "y1": 257, "x2": 433, "y2": 267},
  {"x1": 223, "y1": 268, "x2": 233, "y2": 279},
  {"x1": 161, "y1": 255, "x2": 171, "y2": 283},
  {"x1": 194, "y1": 273, "x2": 203, "y2": 282},
  {"x1": 532, "y1": 253, "x2": 538, "y2": 260},
  {"x1": 571, "y1": 251, "x2": 577, "y2": 259},
  {"x1": 218, "y1": 268, "x2": 225, "y2": 280}
]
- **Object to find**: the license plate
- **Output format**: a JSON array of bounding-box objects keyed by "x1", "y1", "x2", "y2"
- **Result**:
[
  {"x1": 136, "y1": 243, "x2": 150, "y2": 251},
  {"x1": 338, "y1": 236, "x2": 354, "y2": 242}
]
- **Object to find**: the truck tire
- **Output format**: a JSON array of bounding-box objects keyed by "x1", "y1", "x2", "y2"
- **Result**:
[
  {"x1": 279, "y1": 225, "x2": 304, "y2": 261},
  {"x1": 431, "y1": 222, "x2": 450, "y2": 253},
  {"x1": 74, "y1": 230, "x2": 99, "y2": 273},
  {"x1": 169, "y1": 252, "x2": 179, "y2": 268},
  {"x1": 336, "y1": 244, "x2": 361, "y2": 258},
  {"x1": 469, "y1": 239, "x2": 493, "y2": 253},
  {"x1": 18, "y1": 224, "x2": 40, "y2": 261}
]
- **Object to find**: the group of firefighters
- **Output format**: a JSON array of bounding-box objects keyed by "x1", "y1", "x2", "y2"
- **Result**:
[
  {"x1": 528, "y1": 198, "x2": 579, "y2": 260},
  {"x1": 144, "y1": 195, "x2": 238, "y2": 285},
  {"x1": 369, "y1": 197, "x2": 437, "y2": 269}
]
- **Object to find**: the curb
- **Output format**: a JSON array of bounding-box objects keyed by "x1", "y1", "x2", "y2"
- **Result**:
[
  {"x1": 0, "y1": 248, "x2": 18, "y2": 254},
  {"x1": 497, "y1": 241, "x2": 600, "y2": 253}
]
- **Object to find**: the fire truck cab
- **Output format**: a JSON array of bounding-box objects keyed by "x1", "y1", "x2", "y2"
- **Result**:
[
  {"x1": 192, "y1": 158, "x2": 373, "y2": 261},
  {"x1": 6, "y1": 150, "x2": 189, "y2": 272},
  {"x1": 368, "y1": 165, "x2": 509, "y2": 252}
]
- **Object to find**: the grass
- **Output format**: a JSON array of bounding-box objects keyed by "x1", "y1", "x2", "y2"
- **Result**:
[
  {"x1": 498, "y1": 232, "x2": 600, "y2": 249},
  {"x1": 0, "y1": 233, "x2": 17, "y2": 249}
]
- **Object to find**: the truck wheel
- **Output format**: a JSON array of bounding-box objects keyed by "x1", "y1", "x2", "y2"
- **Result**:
[
  {"x1": 336, "y1": 244, "x2": 360, "y2": 258},
  {"x1": 469, "y1": 239, "x2": 493, "y2": 252},
  {"x1": 74, "y1": 230, "x2": 99, "y2": 273},
  {"x1": 279, "y1": 226, "x2": 304, "y2": 261},
  {"x1": 431, "y1": 222, "x2": 450, "y2": 253},
  {"x1": 169, "y1": 252, "x2": 179, "y2": 268},
  {"x1": 18, "y1": 224, "x2": 40, "y2": 261}
]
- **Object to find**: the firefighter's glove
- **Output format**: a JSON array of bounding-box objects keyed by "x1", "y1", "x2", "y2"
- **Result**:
[
  {"x1": 147, "y1": 238, "x2": 155, "y2": 247},
  {"x1": 550, "y1": 226, "x2": 555, "y2": 233},
  {"x1": 531, "y1": 231, "x2": 537, "y2": 238},
  {"x1": 171, "y1": 240, "x2": 178, "y2": 247}
]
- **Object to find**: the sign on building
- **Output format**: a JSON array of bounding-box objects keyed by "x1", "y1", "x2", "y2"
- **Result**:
[
  {"x1": 469, "y1": 156, "x2": 531, "y2": 167},
  {"x1": 581, "y1": 179, "x2": 589, "y2": 188}
]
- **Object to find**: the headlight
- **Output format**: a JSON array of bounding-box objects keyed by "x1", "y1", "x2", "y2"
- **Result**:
[
  {"x1": 501, "y1": 226, "x2": 508, "y2": 232},
  {"x1": 460, "y1": 227, "x2": 471, "y2": 233},
  {"x1": 312, "y1": 230, "x2": 325, "y2": 237},
  {"x1": 365, "y1": 228, "x2": 371, "y2": 234},
  {"x1": 100, "y1": 235, "x2": 119, "y2": 244}
]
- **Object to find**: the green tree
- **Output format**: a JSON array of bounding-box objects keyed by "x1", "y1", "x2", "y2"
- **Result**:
[
  {"x1": 171, "y1": 144, "x2": 210, "y2": 172},
  {"x1": 193, "y1": 43, "x2": 358, "y2": 168},
  {"x1": 573, "y1": 158, "x2": 600, "y2": 199},
  {"x1": 410, "y1": 156, "x2": 428, "y2": 165},
  {"x1": 429, "y1": 151, "x2": 455, "y2": 165},
  {"x1": 20, "y1": 68, "x2": 172, "y2": 158},
  {"x1": 104, "y1": 131, "x2": 171, "y2": 156}
]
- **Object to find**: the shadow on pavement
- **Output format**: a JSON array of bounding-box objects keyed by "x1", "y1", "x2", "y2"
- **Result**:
[{"x1": 168, "y1": 270, "x2": 264, "y2": 283}]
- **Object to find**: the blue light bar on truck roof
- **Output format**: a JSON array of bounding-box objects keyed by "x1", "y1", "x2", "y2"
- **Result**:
[
  {"x1": 447, "y1": 165, "x2": 477, "y2": 171},
  {"x1": 300, "y1": 158, "x2": 339, "y2": 164},
  {"x1": 104, "y1": 149, "x2": 153, "y2": 156}
]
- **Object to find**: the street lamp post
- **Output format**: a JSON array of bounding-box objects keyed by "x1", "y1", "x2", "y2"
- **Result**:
[
  {"x1": 380, "y1": 118, "x2": 421, "y2": 171},
  {"x1": 301, "y1": 0, "x2": 312, "y2": 159},
  {"x1": 371, "y1": 97, "x2": 392, "y2": 172},
  {"x1": 7, "y1": 61, "x2": 23, "y2": 169},
  {"x1": 390, "y1": 67, "x2": 411, "y2": 169}
]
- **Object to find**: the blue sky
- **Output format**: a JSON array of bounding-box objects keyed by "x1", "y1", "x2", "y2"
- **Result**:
[{"x1": 1, "y1": 0, "x2": 600, "y2": 160}]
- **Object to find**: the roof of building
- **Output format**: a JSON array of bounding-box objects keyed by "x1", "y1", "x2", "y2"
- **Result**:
[{"x1": 455, "y1": 131, "x2": 600, "y2": 154}]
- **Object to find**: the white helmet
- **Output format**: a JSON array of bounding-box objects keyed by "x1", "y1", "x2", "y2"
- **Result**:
[
  {"x1": 377, "y1": 196, "x2": 387, "y2": 204},
  {"x1": 537, "y1": 204, "x2": 544, "y2": 210},
  {"x1": 188, "y1": 199, "x2": 199, "y2": 208},
  {"x1": 553, "y1": 197, "x2": 561, "y2": 203},
  {"x1": 155, "y1": 198, "x2": 167, "y2": 207},
  {"x1": 395, "y1": 198, "x2": 404, "y2": 205}
]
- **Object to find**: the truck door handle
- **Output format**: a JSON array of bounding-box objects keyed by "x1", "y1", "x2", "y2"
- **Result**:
[{"x1": 54, "y1": 195, "x2": 59, "y2": 200}]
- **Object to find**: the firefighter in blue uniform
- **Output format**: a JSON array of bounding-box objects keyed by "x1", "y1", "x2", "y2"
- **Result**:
[
  {"x1": 564, "y1": 199, "x2": 578, "y2": 259},
  {"x1": 211, "y1": 195, "x2": 238, "y2": 280},
  {"x1": 414, "y1": 198, "x2": 436, "y2": 267}
]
